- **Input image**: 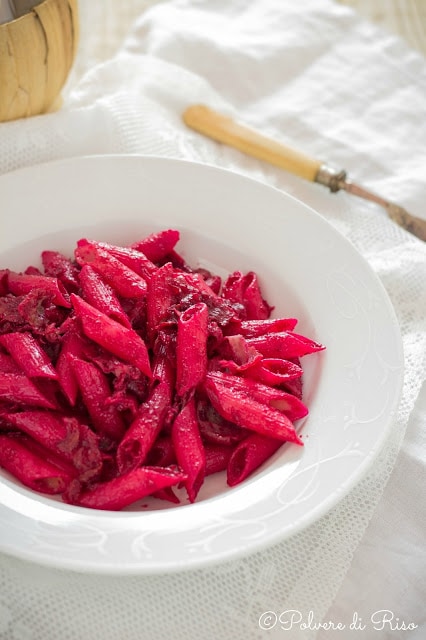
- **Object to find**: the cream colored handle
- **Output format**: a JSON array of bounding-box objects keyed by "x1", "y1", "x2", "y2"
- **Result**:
[{"x1": 183, "y1": 104, "x2": 322, "y2": 182}]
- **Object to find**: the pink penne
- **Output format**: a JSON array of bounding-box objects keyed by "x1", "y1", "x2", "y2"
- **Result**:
[
  {"x1": 69, "y1": 465, "x2": 187, "y2": 511},
  {"x1": 222, "y1": 271, "x2": 272, "y2": 320},
  {"x1": 3, "y1": 410, "x2": 102, "y2": 479},
  {"x1": 41, "y1": 250, "x2": 80, "y2": 292},
  {"x1": 203, "y1": 373, "x2": 303, "y2": 445},
  {"x1": 146, "y1": 262, "x2": 175, "y2": 338},
  {"x1": 197, "y1": 396, "x2": 248, "y2": 446},
  {"x1": 227, "y1": 433, "x2": 282, "y2": 487},
  {"x1": 71, "y1": 357, "x2": 126, "y2": 441},
  {"x1": 117, "y1": 380, "x2": 170, "y2": 473},
  {"x1": 240, "y1": 357, "x2": 303, "y2": 386},
  {"x1": 22, "y1": 436, "x2": 79, "y2": 479},
  {"x1": 74, "y1": 242, "x2": 148, "y2": 299},
  {"x1": 176, "y1": 302, "x2": 208, "y2": 397},
  {"x1": 55, "y1": 326, "x2": 87, "y2": 405},
  {"x1": 152, "y1": 340, "x2": 175, "y2": 392},
  {"x1": 78, "y1": 239, "x2": 157, "y2": 280},
  {"x1": 216, "y1": 334, "x2": 262, "y2": 370},
  {"x1": 0, "y1": 332, "x2": 57, "y2": 379},
  {"x1": 130, "y1": 229, "x2": 180, "y2": 262},
  {"x1": 206, "y1": 371, "x2": 308, "y2": 421},
  {"x1": 0, "y1": 372, "x2": 57, "y2": 409},
  {"x1": 237, "y1": 317, "x2": 298, "y2": 337},
  {"x1": 171, "y1": 397, "x2": 206, "y2": 503},
  {"x1": 6, "y1": 272, "x2": 71, "y2": 307},
  {"x1": 0, "y1": 434, "x2": 73, "y2": 494},
  {"x1": 246, "y1": 331, "x2": 325, "y2": 359},
  {"x1": 71, "y1": 295, "x2": 152, "y2": 378},
  {"x1": 79, "y1": 264, "x2": 131, "y2": 328},
  {"x1": 204, "y1": 443, "x2": 233, "y2": 476}
]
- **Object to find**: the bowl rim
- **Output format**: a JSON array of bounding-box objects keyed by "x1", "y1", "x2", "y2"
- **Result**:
[{"x1": 0, "y1": 154, "x2": 404, "y2": 574}]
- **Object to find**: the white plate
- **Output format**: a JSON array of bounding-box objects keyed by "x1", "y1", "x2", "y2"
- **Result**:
[{"x1": 0, "y1": 155, "x2": 403, "y2": 574}]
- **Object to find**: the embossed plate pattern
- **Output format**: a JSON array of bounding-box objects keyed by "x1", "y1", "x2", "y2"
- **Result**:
[{"x1": 0, "y1": 156, "x2": 403, "y2": 574}]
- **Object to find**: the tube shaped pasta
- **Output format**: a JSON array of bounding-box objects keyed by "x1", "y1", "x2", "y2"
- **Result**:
[
  {"x1": 71, "y1": 466, "x2": 187, "y2": 511},
  {"x1": 71, "y1": 295, "x2": 152, "y2": 378},
  {"x1": 79, "y1": 265, "x2": 131, "y2": 328},
  {"x1": 0, "y1": 372, "x2": 57, "y2": 409},
  {"x1": 203, "y1": 373, "x2": 303, "y2": 445},
  {"x1": 222, "y1": 271, "x2": 272, "y2": 319},
  {"x1": 130, "y1": 229, "x2": 180, "y2": 262},
  {"x1": 75, "y1": 242, "x2": 148, "y2": 299},
  {"x1": 80, "y1": 240, "x2": 157, "y2": 280},
  {"x1": 7, "y1": 272, "x2": 71, "y2": 307},
  {"x1": 227, "y1": 433, "x2": 282, "y2": 486},
  {"x1": 246, "y1": 331, "x2": 325, "y2": 359},
  {"x1": 71, "y1": 357, "x2": 126, "y2": 441},
  {"x1": 172, "y1": 397, "x2": 206, "y2": 503},
  {"x1": 176, "y1": 302, "x2": 208, "y2": 397},
  {"x1": 0, "y1": 434, "x2": 73, "y2": 495},
  {"x1": 3, "y1": 410, "x2": 102, "y2": 478},
  {"x1": 0, "y1": 332, "x2": 57, "y2": 379},
  {"x1": 117, "y1": 380, "x2": 170, "y2": 473},
  {"x1": 207, "y1": 371, "x2": 308, "y2": 421}
]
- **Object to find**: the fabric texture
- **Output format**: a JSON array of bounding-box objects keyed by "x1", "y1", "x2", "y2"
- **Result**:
[{"x1": 0, "y1": 1, "x2": 425, "y2": 638}]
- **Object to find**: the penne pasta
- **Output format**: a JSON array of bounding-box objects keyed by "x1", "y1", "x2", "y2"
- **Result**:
[
  {"x1": 222, "y1": 271, "x2": 272, "y2": 320},
  {"x1": 7, "y1": 272, "x2": 71, "y2": 308},
  {"x1": 204, "y1": 443, "x2": 233, "y2": 476},
  {"x1": 75, "y1": 242, "x2": 148, "y2": 299},
  {"x1": 176, "y1": 302, "x2": 208, "y2": 397},
  {"x1": 0, "y1": 332, "x2": 57, "y2": 379},
  {"x1": 206, "y1": 371, "x2": 308, "y2": 422},
  {"x1": 227, "y1": 433, "x2": 282, "y2": 486},
  {"x1": 204, "y1": 374, "x2": 303, "y2": 445},
  {"x1": 130, "y1": 229, "x2": 180, "y2": 262},
  {"x1": 0, "y1": 434, "x2": 73, "y2": 495},
  {"x1": 71, "y1": 357, "x2": 126, "y2": 441},
  {"x1": 146, "y1": 262, "x2": 175, "y2": 339},
  {"x1": 172, "y1": 397, "x2": 206, "y2": 503},
  {"x1": 3, "y1": 410, "x2": 102, "y2": 480},
  {"x1": 71, "y1": 295, "x2": 152, "y2": 378},
  {"x1": 246, "y1": 331, "x2": 325, "y2": 359},
  {"x1": 79, "y1": 264, "x2": 132, "y2": 328},
  {"x1": 69, "y1": 466, "x2": 187, "y2": 511},
  {"x1": 0, "y1": 372, "x2": 58, "y2": 409},
  {"x1": 79, "y1": 239, "x2": 157, "y2": 280},
  {"x1": 117, "y1": 380, "x2": 170, "y2": 473},
  {"x1": 237, "y1": 317, "x2": 298, "y2": 337}
]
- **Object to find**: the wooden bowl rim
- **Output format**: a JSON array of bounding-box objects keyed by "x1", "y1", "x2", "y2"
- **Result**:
[{"x1": 0, "y1": 0, "x2": 75, "y2": 31}]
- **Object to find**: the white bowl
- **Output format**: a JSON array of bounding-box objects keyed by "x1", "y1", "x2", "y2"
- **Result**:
[{"x1": 0, "y1": 155, "x2": 403, "y2": 573}]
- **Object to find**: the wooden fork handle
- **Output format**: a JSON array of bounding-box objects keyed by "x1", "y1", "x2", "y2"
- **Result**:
[{"x1": 183, "y1": 104, "x2": 322, "y2": 182}]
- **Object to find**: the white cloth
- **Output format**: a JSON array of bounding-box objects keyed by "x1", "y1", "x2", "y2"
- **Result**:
[{"x1": 0, "y1": 1, "x2": 425, "y2": 638}]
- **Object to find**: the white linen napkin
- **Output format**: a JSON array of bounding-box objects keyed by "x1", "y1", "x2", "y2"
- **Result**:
[{"x1": 0, "y1": 1, "x2": 425, "y2": 639}]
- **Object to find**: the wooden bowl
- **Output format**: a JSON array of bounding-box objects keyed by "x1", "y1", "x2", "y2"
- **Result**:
[{"x1": 0, "y1": 0, "x2": 79, "y2": 122}]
